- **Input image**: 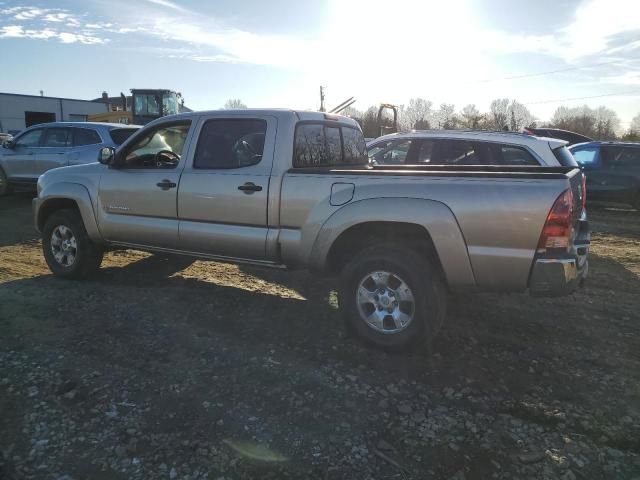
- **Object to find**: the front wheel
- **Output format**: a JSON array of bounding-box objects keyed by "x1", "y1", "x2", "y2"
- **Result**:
[
  {"x1": 42, "y1": 209, "x2": 103, "y2": 279},
  {"x1": 339, "y1": 245, "x2": 447, "y2": 351}
]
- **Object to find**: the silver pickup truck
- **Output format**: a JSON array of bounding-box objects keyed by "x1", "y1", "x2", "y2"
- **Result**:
[{"x1": 33, "y1": 109, "x2": 589, "y2": 350}]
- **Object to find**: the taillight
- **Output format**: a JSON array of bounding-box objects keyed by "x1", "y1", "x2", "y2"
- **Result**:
[
  {"x1": 581, "y1": 173, "x2": 587, "y2": 212},
  {"x1": 538, "y1": 189, "x2": 574, "y2": 251}
]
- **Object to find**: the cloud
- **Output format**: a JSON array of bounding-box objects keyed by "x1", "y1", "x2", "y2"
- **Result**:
[
  {"x1": 142, "y1": 0, "x2": 190, "y2": 13},
  {"x1": 0, "y1": 5, "x2": 108, "y2": 44},
  {"x1": 602, "y1": 71, "x2": 640, "y2": 86},
  {"x1": 1, "y1": 25, "x2": 57, "y2": 40},
  {"x1": 0, "y1": 24, "x2": 107, "y2": 44}
]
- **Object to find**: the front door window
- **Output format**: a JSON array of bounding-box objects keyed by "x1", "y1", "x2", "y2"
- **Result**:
[{"x1": 122, "y1": 122, "x2": 191, "y2": 169}]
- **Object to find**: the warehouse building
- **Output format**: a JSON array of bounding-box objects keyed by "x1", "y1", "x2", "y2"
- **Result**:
[{"x1": 0, "y1": 92, "x2": 109, "y2": 134}]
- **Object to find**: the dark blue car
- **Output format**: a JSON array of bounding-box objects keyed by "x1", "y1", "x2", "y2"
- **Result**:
[{"x1": 569, "y1": 141, "x2": 640, "y2": 210}]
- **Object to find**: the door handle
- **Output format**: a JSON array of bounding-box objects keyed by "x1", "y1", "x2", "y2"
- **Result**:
[
  {"x1": 237, "y1": 182, "x2": 263, "y2": 193},
  {"x1": 156, "y1": 179, "x2": 177, "y2": 190}
]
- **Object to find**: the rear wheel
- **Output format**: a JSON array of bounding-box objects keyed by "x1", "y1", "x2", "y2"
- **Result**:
[
  {"x1": 42, "y1": 209, "x2": 103, "y2": 279},
  {"x1": 339, "y1": 244, "x2": 446, "y2": 351},
  {"x1": 0, "y1": 167, "x2": 10, "y2": 196}
]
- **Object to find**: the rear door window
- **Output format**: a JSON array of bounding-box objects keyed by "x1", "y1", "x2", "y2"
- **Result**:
[
  {"x1": 499, "y1": 145, "x2": 538, "y2": 165},
  {"x1": 72, "y1": 128, "x2": 101, "y2": 147},
  {"x1": 433, "y1": 140, "x2": 482, "y2": 164},
  {"x1": 194, "y1": 119, "x2": 267, "y2": 169},
  {"x1": 602, "y1": 146, "x2": 640, "y2": 168},
  {"x1": 42, "y1": 128, "x2": 70, "y2": 148},
  {"x1": 416, "y1": 140, "x2": 435, "y2": 163}
]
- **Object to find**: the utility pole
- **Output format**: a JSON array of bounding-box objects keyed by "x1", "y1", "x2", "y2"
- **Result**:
[{"x1": 319, "y1": 86, "x2": 326, "y2": 112}]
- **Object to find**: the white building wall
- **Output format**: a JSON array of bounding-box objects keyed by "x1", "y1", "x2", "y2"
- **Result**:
[{"x1": 0, "y1": 93, "x2": 108, "y2": 132}]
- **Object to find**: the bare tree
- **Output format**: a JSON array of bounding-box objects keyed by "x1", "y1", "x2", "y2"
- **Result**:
[
  {"x1": 402, "y1": 98, "x2": 433, "y2": 130},
  {"x1": 508, "y1": 100, "x2": 535, "y2": 131},
  {"x1": 623, "y1": 112, "x2": 640, "y2": 140},
  {"x1": 360, "y1": 106, "x2": 381, "y2": 138},
  {"x1": 460, "y1": 104, "x2": 483, "y2": 129},
  {"x1": 550, "y1": 104, "x2": 620, "y2": 139},
  {"x1": 223, "y1": 99, "x2": 247, "y2": 109},
  {"x1": 434, "y1": 103, "x2": 457, "y2": 129},
  {"x1": 489, "y1": 98, "x2": 510, "y2": 130}
]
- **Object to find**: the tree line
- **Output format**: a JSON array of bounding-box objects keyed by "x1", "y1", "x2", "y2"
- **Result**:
[{"x1": 223, "y1": 98, "x2": 640, "y2": 141}]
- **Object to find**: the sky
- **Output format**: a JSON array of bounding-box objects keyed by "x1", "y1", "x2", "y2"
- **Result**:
[{"x1": 1, "y1": 0, "x2": 639, "y2": 127}]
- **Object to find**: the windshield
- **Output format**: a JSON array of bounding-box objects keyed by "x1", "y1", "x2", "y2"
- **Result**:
[
  {"x1": 133, "y1": 94, "x2": 160, "y2": 116},
  {"x1": 162, "y1": 93, "x2": 179, "y2": 115}
]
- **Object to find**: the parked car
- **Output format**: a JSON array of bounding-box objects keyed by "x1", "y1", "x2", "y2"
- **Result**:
[
  {"x1": 33, "y1": 109, "x2": 589, "y2": 350},
  {"x1": 367, "y1": 130, "x2": 578, "y2": 167},
  {"x1": 523, "y1": 127, "x2": 593, "y2": 146},
  {"x1": 0, "y1": 122, "x2": 140, "y2": 196},
  {"x1": 569, "y1": 141, "x2": 640, "y2": 209}
]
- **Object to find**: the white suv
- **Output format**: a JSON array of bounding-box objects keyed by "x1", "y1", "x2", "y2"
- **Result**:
[{"x1": 367, "y1": 130, "x2": 578, "y2": 167}]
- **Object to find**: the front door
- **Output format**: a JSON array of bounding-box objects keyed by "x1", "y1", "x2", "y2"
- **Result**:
[
  {"x1": 1, "y1": 127, "x2": 45, "y2": 182},
  {"x1": 96, "y1": 120, "x2": 194, "y2": 249},
  {"x1": 177, "y1": 115, "x2": 276, "y2": 260}
]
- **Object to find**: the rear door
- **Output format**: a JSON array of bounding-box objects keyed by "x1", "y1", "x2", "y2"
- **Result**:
[
  {"x1": 38, "y1": 127, "x2": 72, "y2": 173},
  {"x1": 68, "y1": 127, "x2": 103, "y2": 166},
  {"x1": 1, "y1": 127, "x2": 45, "y2": 182},
  {"x1": 597, "y1": 146, "x2": 640, "y2": 204},
  {"x1": 177, "y1": 114, "x2": 276, "y2": 259}
]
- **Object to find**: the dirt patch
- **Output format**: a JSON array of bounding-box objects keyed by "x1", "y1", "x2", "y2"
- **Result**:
[{"x1": 1, "y1": 193, "x2": 639, "y2": 479}]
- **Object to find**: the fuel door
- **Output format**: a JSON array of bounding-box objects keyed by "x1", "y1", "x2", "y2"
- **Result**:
[{"x1": 330, "y1": 182, "x2": 355, "y2": 206}]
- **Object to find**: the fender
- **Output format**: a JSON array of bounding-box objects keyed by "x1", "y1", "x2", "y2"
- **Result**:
[
  {"x1": 34, "y1": 182, "x2": 102, "y2": 243},
  {"x1": 309, "y1": 197, "x2": 476, "y2": 291}
]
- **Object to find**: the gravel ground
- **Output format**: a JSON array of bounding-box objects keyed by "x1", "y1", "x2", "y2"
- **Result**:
[{"x1": 1, "y1": 192, "x2": 639, "y2": 480}]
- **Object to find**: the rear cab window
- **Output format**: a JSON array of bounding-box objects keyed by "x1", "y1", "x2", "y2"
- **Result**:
[{"x1": 294, "y1": 122, "x2": 367, "y2": 167}]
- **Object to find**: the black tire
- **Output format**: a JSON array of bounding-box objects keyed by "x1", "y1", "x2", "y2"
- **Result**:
[
  {"x1": 339, "y1": 244, "x2": 447, "y2": 351},
  {"x1": 0, "y1": 167, "x2": 10, "y2": 197},
  {"x1": 42, "y1": 208, "x2": 103, "y2": 279}
]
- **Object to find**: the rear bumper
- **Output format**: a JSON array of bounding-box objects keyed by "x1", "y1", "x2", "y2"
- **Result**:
[
  {"x1": 529, "y1": 209, "x2": 590, "y2": 297},
  {"x1": 529, "y1": 257, "x2": 588, "y2": 297}
]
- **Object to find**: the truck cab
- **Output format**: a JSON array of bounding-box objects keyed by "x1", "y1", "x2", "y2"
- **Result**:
[{"x1": 131, "y1": 89, "x2": 181, "y2": 126}]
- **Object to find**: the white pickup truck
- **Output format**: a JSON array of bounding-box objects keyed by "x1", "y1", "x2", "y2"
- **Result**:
[{"x1": 33, "y1": 109, "x2": 589, "y2": 350}]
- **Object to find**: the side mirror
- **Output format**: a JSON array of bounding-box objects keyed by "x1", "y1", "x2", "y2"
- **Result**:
[
  {"x1": 98, "y1": 146, "x2": 116, "y2": 165},
  {"x1": 3, "y1": 139, "x2": 15, "y2": 149}
]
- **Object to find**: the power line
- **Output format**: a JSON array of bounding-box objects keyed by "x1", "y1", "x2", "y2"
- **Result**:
[
  {"x1": 525, "y1": 90, "x2": 640, "y2": 105},
  {"x1": 475, "y1": 59, "x2": 639, "y2": 84}
]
